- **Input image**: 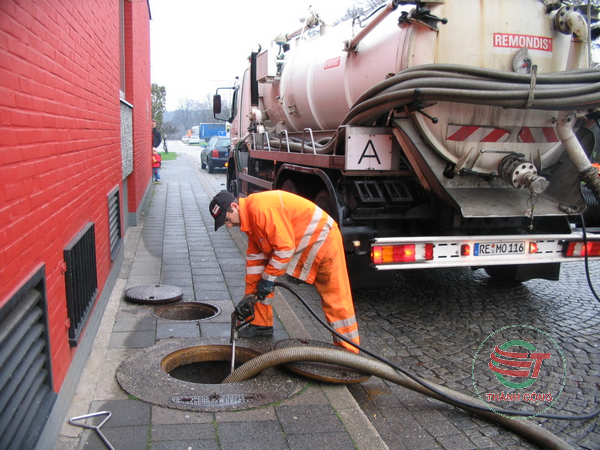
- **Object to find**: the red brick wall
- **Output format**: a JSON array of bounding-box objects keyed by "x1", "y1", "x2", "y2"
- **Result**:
[
  {"x1": 0, "y1": 0, "x2": 151, "y2": 389},
  {"x1": 126, "y1": 0, "x2": 153, "y2": 211}
]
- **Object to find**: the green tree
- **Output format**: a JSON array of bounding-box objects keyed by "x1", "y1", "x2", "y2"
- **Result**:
[{"x1": 152, "y1": 83, "x2": 167, "y2": 126}]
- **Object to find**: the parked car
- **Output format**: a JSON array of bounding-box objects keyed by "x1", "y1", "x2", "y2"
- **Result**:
[
  {"x1": 200, "y1": 136, "x2": 230, "y2": 173},
  {"x1": 182, "y1": 135, "x2": 190, "y2": 144}
]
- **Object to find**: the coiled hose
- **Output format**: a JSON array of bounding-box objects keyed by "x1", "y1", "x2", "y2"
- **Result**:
[
  {"x1": 224, "y1": 280, "x2": 599, "y2": 449},
  {"x1": 270, "y1": 64, "x2": 600, "y2": 156},
  {"x1": 224, "y1": 346, "x2": 573, "y2": 450}
]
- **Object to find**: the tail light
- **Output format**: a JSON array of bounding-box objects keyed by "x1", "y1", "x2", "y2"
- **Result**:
[
  {"x1": 211, "y1": 149, "x2": 219, "y2": 157},
  {"x1": 372, "y1": 244, "x2": 435, "y2": 264},
  {"x1": 563, "y1": 241, "x2": 600, "y2": 257},
  {"x1": 372, "y1": 245, "x2": 415, "y2": 264}
]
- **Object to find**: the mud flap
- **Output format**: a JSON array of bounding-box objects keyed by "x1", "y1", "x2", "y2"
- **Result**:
[{"x1": 483, "y1": 263, "x2": 561, "y2": 283}]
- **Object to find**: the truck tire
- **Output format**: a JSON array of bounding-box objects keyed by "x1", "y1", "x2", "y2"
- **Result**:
[
  {"x1": 314, "y1": 189, "x2": 335, "y2": 218},
  {"x1": 228, "y1": 177, "x2": 238, "y2": 197},
  {"x1": 280, "y1": 179, "x2": 298, "y2": 195}
]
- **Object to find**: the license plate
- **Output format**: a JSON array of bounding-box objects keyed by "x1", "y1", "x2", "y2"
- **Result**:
[{"x1": 474, "y1": 242, "x2": 525, "y2": 256}]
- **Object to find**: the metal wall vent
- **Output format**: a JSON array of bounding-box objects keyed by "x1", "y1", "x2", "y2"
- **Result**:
[
  {"x1": 0, "y1": 266, "x2": 55, "y2": 450},
  {"x1": 64, "y1": 222, "x2": 98, "y2": 346},
  {"x1": 108, "y1": 186, "x2": 123, "y2": 261}
]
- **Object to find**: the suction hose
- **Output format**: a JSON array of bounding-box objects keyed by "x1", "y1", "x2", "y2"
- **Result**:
[
  {"x1": 224, "y1": 280, "x2": 599, "y2": 448},
  {"x1": 223, "y1": 346, "x2": 573, "y2": 450}
]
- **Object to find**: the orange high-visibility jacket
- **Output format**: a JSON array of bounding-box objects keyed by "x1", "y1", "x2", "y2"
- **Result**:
[{"x1": 239, "y1": 190, "x2": 335, "y2": 292}]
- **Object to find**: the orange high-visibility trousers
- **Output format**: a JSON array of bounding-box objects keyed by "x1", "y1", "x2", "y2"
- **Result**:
[{"x1": 251, "y1": 227, "x2": 360, "y2": 354}]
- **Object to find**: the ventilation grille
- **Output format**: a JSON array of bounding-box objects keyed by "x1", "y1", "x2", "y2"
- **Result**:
[
  {"x1": 64, "y1": 222, "x2": 98, "y2": 347},
  {"x1": 0, "y1": 267, "x2": 55, "y2": 450},
  {"x1": 108, "y1": 187, "x2": 123, "y2": 260}
]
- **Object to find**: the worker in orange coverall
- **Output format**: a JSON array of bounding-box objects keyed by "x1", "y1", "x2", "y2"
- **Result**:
[{"x1": 209, "y1": 190, "x2": 360, "y2": 353}]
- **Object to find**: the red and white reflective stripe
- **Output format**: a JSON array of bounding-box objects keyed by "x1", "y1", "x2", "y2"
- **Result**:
[
  {"x1": 446, "y1": 125, "x2": 560, "y2": 144},
  {"x1": 446, "y1": 125, "x2": 510, "y2": 143},
  {"x1": 518, "y1": 127, "x2": 559, "y2": 143}
]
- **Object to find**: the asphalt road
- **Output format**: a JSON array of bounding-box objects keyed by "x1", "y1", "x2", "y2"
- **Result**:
[{"x1": 175, "y1": 139, "x2": 600, "y2": 449}]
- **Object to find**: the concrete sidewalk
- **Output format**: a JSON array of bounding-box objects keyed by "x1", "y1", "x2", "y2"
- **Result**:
[{"x1": 53, "y1": 152, "x2": 387, "y2": 450}]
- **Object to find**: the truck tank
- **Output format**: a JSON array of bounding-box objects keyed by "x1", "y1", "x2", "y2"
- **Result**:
[{"x1": 251, "y1": 0, "x2": 599, "y2": 213}]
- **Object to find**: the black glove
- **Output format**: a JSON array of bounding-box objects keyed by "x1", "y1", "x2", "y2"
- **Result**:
[
  {"x1": 236, "y1": 294, "x2": 256, "y2": 322},
  {"x1": 256, "y1": 278, "x2": 274, "y2": 300}
]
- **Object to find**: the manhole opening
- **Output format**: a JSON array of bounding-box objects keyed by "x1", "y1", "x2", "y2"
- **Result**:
[
  {"x1": 161, "y1": 345, "x2": 260, "y2": 384},
  {"x1": 152, "y1": 302, "x2": 221, "y2": 321}
]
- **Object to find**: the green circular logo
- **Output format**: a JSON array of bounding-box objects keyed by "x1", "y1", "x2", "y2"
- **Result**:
[{"x1": 472, "y1": 325, "x2": 567, "y2": 419}]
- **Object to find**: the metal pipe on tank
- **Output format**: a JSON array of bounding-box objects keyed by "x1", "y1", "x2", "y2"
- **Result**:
[
  {"x1": 554, "y1": 5, "x2": 590, "y2": 70},
  {"x1": 556, "y1": 111, "x2": 600, "y2": 203},
  {"x1": 344, "y1": 0, "x2": 400, "y2": 51}
]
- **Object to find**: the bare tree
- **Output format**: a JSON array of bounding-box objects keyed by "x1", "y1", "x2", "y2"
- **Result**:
[{"x1": 160, "y1": 121, "x2": 179, "y2": 152}]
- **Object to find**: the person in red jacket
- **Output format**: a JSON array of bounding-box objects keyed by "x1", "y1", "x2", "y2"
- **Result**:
[
  {"x1": 152, "y1": 148, "x2": 161, "y2": 182},
  {"x1": 209, "y1": 190, "x2": 360, "y2": 353}
]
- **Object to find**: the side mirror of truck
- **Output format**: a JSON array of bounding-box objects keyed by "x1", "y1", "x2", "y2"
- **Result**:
[{"x1": 213, "y1": 95, "x2": 222, "y2": 115}]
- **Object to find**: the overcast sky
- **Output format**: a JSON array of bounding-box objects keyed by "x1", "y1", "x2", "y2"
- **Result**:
[
  {"x1": 149, "y1": 1, "x2": 599, "y2": 112},
  {"x1": 149, "y1": 0, "x2": 356, "y2": 111}
]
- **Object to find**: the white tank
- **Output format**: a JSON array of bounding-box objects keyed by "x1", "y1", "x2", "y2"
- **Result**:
[{"x1": 257, "y1": 0, "x2": 583, "y2": 175}]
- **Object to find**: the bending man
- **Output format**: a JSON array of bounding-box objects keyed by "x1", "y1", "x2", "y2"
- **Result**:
[{"x1": 209, "y1": 190, "x2": 360, "y2": 353}]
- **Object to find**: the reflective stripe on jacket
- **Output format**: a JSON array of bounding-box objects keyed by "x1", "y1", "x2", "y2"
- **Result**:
[{"x1": 240, "y1": 190, "x2": 334, "y2": 292}]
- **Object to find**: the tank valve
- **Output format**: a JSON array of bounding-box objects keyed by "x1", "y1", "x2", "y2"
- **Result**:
[{"x1": 499, "y1": 155, "x2": 549, "y2": 194}]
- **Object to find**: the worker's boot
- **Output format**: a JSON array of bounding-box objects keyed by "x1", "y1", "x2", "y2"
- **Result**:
[{"x1": 238, "y1": 325, "x2": 273, "y2": 338}]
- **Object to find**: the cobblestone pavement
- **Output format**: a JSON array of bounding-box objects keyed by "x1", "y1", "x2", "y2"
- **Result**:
[{"x1": 279, "y1": 260, "x2": 600, "y2": 449}]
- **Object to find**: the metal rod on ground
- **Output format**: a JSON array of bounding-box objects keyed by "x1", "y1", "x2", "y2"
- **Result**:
[
  {"x1": 69, "y1": 411, "x2": 115, "y2": 450},
  {"x1": 230, "y1": 311, "x2": 237, "y2": 374}
]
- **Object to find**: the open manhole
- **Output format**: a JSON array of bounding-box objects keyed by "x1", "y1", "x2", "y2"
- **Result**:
[
  {"x1": 152, "y1": 302, "x2": 220, "y2": 321},
  {"x1": 272, "y1": 339, "x2": 371, "y2": 384},
  {"x1": 162, "y1": 344, "x2": 258, "y2": 384},
  {"x1": 124, "y1": 284, "x2": 183, "y2": 304},
  {"x1": 116, "y1": 338, "x2": 307, "y2": 412}
]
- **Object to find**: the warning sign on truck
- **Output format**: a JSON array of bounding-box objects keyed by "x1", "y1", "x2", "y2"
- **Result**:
[{"x1": 493, "y1": 33, "x2": 553, "y2": 52}]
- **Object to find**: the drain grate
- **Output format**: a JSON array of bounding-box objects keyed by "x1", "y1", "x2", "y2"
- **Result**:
[
  {"x1": 171, "y1": 394, "x2": 263, "y2": 406},
  {"x1": 124, "y1": 284, "x2": 183, "y2": 304}
]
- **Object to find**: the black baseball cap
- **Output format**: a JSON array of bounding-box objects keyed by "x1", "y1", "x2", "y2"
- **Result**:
[{"x1": 209, "y1": 190, "x2": 236, "y2": 231}]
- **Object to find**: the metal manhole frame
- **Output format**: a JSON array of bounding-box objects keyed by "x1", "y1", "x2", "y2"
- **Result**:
[{"x1": 116, "y1": 338, "x2": 307, "y2": 412}]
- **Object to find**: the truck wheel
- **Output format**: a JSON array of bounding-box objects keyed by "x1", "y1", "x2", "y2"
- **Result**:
[
  {"x1": 228, "y1": 178, "x2": 238, "y2": 197},
  {"x1": 280, "y1": 179, "x2": 298, "y2": 195},
  {"x1": 314, "y1": 189, "x2": 335, "y2": 219}
]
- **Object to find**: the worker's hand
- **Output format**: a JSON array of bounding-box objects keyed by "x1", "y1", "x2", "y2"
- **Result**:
[
  {"x1": 236, "y1": 294, "x2": 257, "y2": 322},
  {"x1": 256, "y1": 279, "x2": 274, "y2": 300}
]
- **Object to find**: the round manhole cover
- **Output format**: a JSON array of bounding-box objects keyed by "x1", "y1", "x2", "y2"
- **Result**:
[
  {"x1": 152, "y1": 302, "x2": 221, "y2": 321},
  {"x1": 124, "y1": 284, "x2": 184, "y2": 304},
  {"x1": 272, "y1": 339, "x2": 371, "y2": 384},
  {"x1": 116, "y1": 338, "x2": 307, "y2": 412}
]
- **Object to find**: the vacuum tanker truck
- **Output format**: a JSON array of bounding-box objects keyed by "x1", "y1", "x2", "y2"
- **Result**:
[{"x1": 214, "y1": 0, "x2": 600, "y2": 286}]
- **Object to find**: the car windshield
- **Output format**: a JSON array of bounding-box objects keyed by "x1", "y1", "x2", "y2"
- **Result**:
[{"x1": 217, "y1": 139, "x2": 230, "y2": 148}]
